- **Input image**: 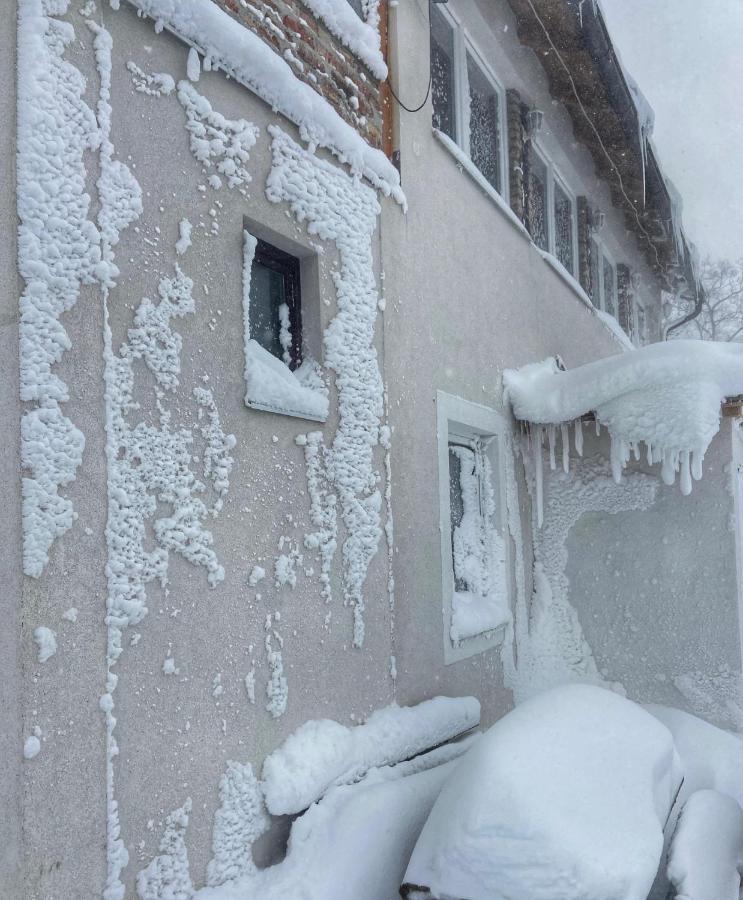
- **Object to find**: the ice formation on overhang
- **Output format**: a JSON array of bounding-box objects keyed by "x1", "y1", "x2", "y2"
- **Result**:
[{"x1": 504, "y1": 340, "x2": 743, "y2": 511}]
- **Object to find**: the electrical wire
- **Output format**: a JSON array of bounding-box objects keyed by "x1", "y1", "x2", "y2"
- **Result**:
[{"x1": 388, "y1": 71, "x2": 432, "y2": 113}]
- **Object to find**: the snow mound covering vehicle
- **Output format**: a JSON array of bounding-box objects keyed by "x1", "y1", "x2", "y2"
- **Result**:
[{"x1": 403, "y1": 684, "x2": 683, "y2": 900}]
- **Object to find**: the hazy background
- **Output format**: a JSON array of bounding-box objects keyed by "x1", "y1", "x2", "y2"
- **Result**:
[{"x1": 600, "y1": 0, "x2": 743, "y2": 260}]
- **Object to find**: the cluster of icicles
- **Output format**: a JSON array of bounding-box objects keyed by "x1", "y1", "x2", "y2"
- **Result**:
[{"x1": 524, "y1": 417, "x2": 703, "y2": 528}]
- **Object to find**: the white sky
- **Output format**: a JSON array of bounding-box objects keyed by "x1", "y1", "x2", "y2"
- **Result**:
[{"x1": 599, "y1": 0, "x2": 743, "y2": 261}]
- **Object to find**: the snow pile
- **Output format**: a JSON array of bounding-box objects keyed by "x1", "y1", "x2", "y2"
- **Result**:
[
  {"x1": 17, "y1": 0, "x2": 103, "y2": 577},
  {"x1": 504, "y1": 340, "x2": 743, "y2": 496},
  {"x1": 404, "y1": 684, "x2": 681, "y2": 900},
  {"x1": 667, "y1": 790, "x2": 743, "y2": 900},
  {"x1": 126, "y1": 0, "x2": 404, "y2": 203},
  {"x1": 647, "y1": 705, "x2": 743, "y2": 806},
  {"x1": 449, "y1": 445, "x2": 510, "y2": 643},
  {"x1": 266, "y1": 126, "x2": 386, "y2": 646},
  {"x1": 262, "y1": 695, "x2": 480, "y2": 814},
  {"x1": 299, "y1": 0, "x2": 387, "y2": 79}
]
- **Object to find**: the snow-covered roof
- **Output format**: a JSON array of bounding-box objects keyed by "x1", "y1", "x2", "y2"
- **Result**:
[{"x1": 504, "y1": 340, "x2": 743, "y2": 494}]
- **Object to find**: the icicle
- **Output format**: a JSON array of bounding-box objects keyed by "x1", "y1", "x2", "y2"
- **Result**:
[
  {"x1": 679, "y1": 450, "x2": 692, "y2": 495},
  {"x1": 691, "y1": 448, "x2": 703, "y2": 481},
  {"x1": 574, "y1": 418, "x2": 583, "y2": 457},
  {"x1": 595, "y1": 418, "x2": 600, "y2": 437},
  {"x1": 660, "y1": 449, "x2": 676, "y2": 486},
  {"x1": 535, "y1": 425, "x2": 544, "y2": 529},
  {"x1": 560, "y1": 424, "x2": 569, "y2": 474},
  {"x1": 652, "y1": 445, "x2": 663, "y2": 465},
  {"x1": 631, "y1": 441, "x2": 640, "y2": 461},
  {"x1": 646, "y1": 442, "x2": 653, "y2": 467},
  {"x1": 609, "y1": 434, "x2": 623, "y2": 484},
  {"x1": 548, "y1": 425, "x2": 556, "y2": 471}
]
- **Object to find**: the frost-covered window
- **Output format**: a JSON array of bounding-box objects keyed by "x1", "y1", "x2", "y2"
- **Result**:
[
  {"x1": 437, "y1": 392, "x2": 512, "y2": 664},
  {"x1": 430, "y1": 4, "x2": 456, "y2": 141},
  {"x1": 527, "y1": 146, "x2": 549, "y2": 251},
  {"x1": 589, "y1": 238, "x2": 619, "y2": 319},
  {"x1": 466, "y1": 53, "x2": 502, "y2": 193},
  {"x1": 249, "y1": 240, "x2": 301, "y2": 368},
  {"x1": 553, "y1": 180, "x2": 576, "y2": 275},
  {"x1": 430, "y1": 6, "x2": 508, "y2": 199}
]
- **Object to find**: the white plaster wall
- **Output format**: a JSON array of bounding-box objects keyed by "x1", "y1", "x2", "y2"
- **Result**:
[{"x1": 563, "y1": 423, "x2": 742, "y2": 723}]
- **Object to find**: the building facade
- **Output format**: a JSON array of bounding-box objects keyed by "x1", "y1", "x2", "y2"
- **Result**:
[{"x1": 2, "y1": 0, "x2": 729, "y2": 897}]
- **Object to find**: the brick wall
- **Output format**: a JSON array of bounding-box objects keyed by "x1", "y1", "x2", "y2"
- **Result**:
[{"x1": 212, "y1": 0, "x2": 385, "y2": 150}]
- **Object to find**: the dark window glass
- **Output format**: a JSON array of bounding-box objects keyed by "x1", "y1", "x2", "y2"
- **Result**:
[
  {"x1": 448, "y1": 444, "x2": 468, "y2": 593},
  {"x1": 430, "y1": 5, "x2": 455, "y2": 140},
  {"x1": 554, "y1": 182, "x2": 574, "y2": 274},
  {"x1": 526, "y1": 149, "x2": 549, "y2": 251},
  {"x1": 249, "y1": 240, "x2": 301, "y2": 368},
  {"x1": 467, "y1": 54, "x2": 501, "y2": 193},
  {"x1": 589, "y1": 239, "x2": 600, "y2": 305},
  {"x1": 603, "y1": 256, "x2": 616, "y2": 317}
]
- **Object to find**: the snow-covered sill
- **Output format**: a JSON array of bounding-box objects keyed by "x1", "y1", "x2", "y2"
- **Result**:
[
  {"x1": 452, "y1": 620, "x2": 508, "y2": 651},
  {"x1": 433, "y1": 129, "x2": 531, "y2": 242},
  {"x1": 246, "y1": 398, "x2": 327, "y2": 423}
]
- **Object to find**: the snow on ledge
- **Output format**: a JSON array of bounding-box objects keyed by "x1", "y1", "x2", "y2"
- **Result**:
[
  {"x1": 125, "y1": 0, "x2": 404, "y2": 205},
  {"x1": 299, "y1": 0, "x2": 387, "y2": 80},
  {"x1": 261, "y1": 695, "x2": 481, "y2": 815},
  {"x1": 504, "y1": 340, "x2": 743, "y2": 495}
]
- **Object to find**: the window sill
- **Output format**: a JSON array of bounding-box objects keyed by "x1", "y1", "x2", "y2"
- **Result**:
[{"x1": 433, "y1": 128, "x2": 531, "y2": 242}]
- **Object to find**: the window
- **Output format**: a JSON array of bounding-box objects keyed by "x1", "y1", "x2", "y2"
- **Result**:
[
  {"x1": 525, "y1": 147, "x2": 578, "y2": 275},
  {"x1": 633, "y1": 298, "x2": 648, "y2": 346},
  {"x1": 437, "y1": 392, "x2": 512, "y2": 664},
  {"x1": 589, "y1": 239, "x2": 618, "y2": 318},
  {"x1": 243, "y1": 231, "x2": 328, "y2": 423},
  {"x1": 249, "y1": 239, "x2": 301, "y2": 368},
  {"x1": 430, "y1": 5, "x2": 508, "y2": 198}
]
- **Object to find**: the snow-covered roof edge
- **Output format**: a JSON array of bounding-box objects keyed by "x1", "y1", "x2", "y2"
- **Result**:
[
  {"x1": 503, "y1": 340, "x2": 743, "y2": 494},
  {"x1": 299, "y1": 0, "x2": 387, "y2": 80},
  {"x1": 125, "y1": 0, "x2": 404, "y2": 206}
]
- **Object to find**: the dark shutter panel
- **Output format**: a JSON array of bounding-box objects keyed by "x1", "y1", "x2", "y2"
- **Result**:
[
  {"x1": 506, "y1": 89, "x2": 526, "y2": 222},
  {"x1": 617, "y1": 264, "x2": 633, "y2": 336},
  {"x1": 577, "y1": 196, "x2": 592, "y2": 297}
]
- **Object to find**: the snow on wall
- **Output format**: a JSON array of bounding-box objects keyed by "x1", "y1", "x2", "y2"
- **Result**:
[
  {"x1": 505, "y1": 452, "x2": 658, "y2": 703},
  {"x1": 298, "y1": 0, "x2": 387, "y2": 80},
  {"x1": 17, "y1": 0, "x2": 103, "y2": 577},
  {"x1": 298, "y1": 431, "x2": 337, "y2": 608},
  {"x1": 136, "y1": 799, "x2": 194, "y2": 900},
  {"x1": 261, "y1": 695, "x2": 481, "y2": 815},
  {"x1": 125, "y1": 0, "x2": 404, "y2": 204},
  {"x1": 266, "y1": 125, "x2": 385, "y2": 647}
]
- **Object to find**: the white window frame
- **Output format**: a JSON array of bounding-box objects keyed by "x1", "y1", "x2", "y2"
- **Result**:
[
  {"x1": 431, "y1": 3, "x2": 509, "y2": 203},
  {"x1": 529, "y1": 141, "x2": 579, "y2": 276},
  {"x1": 590, "y1": 237, "x2": 618, "y2": 317},
  {"x1": 437, "y1": 391, "x2": 512, "y2": 664}
]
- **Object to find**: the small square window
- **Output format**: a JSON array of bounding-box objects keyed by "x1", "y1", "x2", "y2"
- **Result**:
[
  {"x1": 437, "y1": 392, "x2": 512, "y2": 664},
  {"x1": 249, "y1": 239, "x2": 302, "y2": 368},
  {"x1": 430, "y1": 5, "x2": 456, "y2": 141},
  {"x1": 526, "y1": 147, "x2": 549, "y2": 251},
  {"x1": 466, "y1": 53, "x2": 502, "y2": 193},
  {"x1": 553, "y1": 182, "x2": 575, "y2": 275}
]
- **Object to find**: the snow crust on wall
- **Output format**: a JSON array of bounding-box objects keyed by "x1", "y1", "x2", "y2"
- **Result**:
[
  {"x1": 504, "y1": 454, "x2": 657, "y2": 703},
  {"x1": 17, "y1": 0, "x2": 103, "y2": 577},
  {"x1": 125, "y1": 0, "x2": 404, "y2": 204},
  {"x1": 673, "y1": 667, "x2": 743, "y2": 733},
  {"x1": 261, "y1": 695, "x2": 480, "y2": 815},
  {"x1": 136, "y1": 799, "x2": 194, "y2": 900},
  {"x1": 298, "y1": 0, "x2": 387, "y2": 79},
  {"x1": 266, "y1": 125, "x2": 385, "y2": 646},
  {"x1": 449, "y1": 445, "x2": 510, "y2": 643},
  {"x1": 126, "y1": 59, "x2": 175, "y2": 96},
  {"x1": 33, "y1": 626, "x2": 58, "y2": 663},
  {"x1": 504, "y1": 341, "x2": 743, "y2": 496}
]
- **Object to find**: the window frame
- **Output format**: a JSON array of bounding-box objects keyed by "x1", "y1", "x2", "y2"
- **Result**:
[
  {"x1": 437, "y1": 391, "x2": 512, "y2": 665},
  {"x1": 430, "y1": 3, "x2": 509, "y2": 203},
  {"x1": 527, "y1": 141, "x2": 579, "y2": 276},
  {"x1": 589, "y1": 236, "x2": 618, "y2": 318},
  {"x1": 250, "y1": 238, "x2": 303, "y2": 370}
]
